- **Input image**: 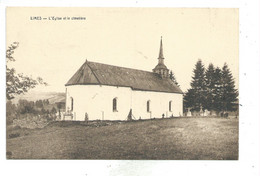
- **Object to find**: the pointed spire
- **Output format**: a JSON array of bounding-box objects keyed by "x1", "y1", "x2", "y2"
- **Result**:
[
  {"x1": 159, "y1": 36, "x2": 164, "y2": 58},
  {"x1": 153, "y1": 36, "x2": 169, "y2": 78}
]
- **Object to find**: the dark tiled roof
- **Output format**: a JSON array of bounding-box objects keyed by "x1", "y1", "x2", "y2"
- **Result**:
[{"x1": 65, "y1": 61, "x2": 183, "y2": 94}]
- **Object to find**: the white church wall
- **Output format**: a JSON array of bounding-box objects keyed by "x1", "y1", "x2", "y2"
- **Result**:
[
  {"x1": 131, "y1": 90, "x2": 183, "y2": 119},
  {"x1": 66, "y1": 85, "x2": 132, "y2": 121},
  {"x1": 65, "y1": 85, "x2": 183, "y2": 121}
]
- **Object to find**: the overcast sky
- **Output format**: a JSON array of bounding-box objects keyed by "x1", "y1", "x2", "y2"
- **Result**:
[{"x1": 6, "y1": 7, "x2": 238, "y2": 93}]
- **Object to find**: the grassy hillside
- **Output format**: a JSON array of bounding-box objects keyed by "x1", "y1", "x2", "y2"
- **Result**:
[{"x1": 6, "y1": 117, "x2": 238, "y2": 160}]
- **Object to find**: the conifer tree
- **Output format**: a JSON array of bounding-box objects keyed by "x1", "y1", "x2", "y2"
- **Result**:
[
  {"x1": 220, "y1": 63, "x2": 238, "y2": 112},
  {"x1": 212, "y1": 67, "x2": 223, "y2": 113},
  {"x1": 184, "y1": 59, "x2": 206, "y2": 111},
  {"x1": 169, "y1": 70, "x2": 179, "y2": 86},
  {"x1": 185, "y1": 60, "x2": 238, "y2": 115},
  {"x1": 191, "y1": 60, "x2": 206, "y2": 111},
  {"x1": 205, "y1": 63, "x2": 215, "y2": 111},
  {"x1": 183, "y1": 89, "x2": 195, "y2": 111}
]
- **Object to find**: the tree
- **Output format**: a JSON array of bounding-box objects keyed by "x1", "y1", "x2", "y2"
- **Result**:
[
  {"x1": 41, "y1": 107, "x2": 46, "y2": 114},
  {"x1": 43, "y1": 99, "x2": 49, "y2": 105},
  {"x1": 6, "y1": 42, "x2": 47, "y2": 100},
  {"x1": 57, "y1": 102, "x2": 63, "y2": 118},
  {"x1": 185, "y1": 60, "x2": 206, "y2": 111},
  {"x1": 51, "y1": 107, "x2": 57, "y2": 114},
  {"x1": 184, "y1": 60, "x2": 238, "y2": 115},
  {"x1": 169, "y1": 70, "x2": 179, "y2": 86},
  {"x1": 17, "y1": 99, "x2": 35, "y2": 114},
  {"x1": 212, "y1": 67, "x2": 223, "y2": 113},
  {"x1": 204, "y1": 63, "x2": 215, "y2": 111},
  {"x1": 35, "y1": 100, "x2": 44, "y2": 108},
  {"x1": 183, "y1": 89, "x2": 196, "y2": 111},
  {"x1": 220, "y1": 63, "x2": 238, "y2": 112},
  {"x1": 57, "y1": 102, "x2": 62, "y2": 110}
]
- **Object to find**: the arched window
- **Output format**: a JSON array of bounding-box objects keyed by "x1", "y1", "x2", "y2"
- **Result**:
[
  {"x1": 71, "y1": 97, "x2": 74, "y2": 111},
  {"x1": 169, "y1": 101, "x2": 172, "y2": 112},
  {"x1": 113, "y1": 98, "x2": 117, "y2": 112},
  {"x1": 147, "y1": 100, "x2": 151, "y2": 112}
]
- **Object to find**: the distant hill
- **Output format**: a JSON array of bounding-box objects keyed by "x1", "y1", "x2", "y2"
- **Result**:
[{"x1": 11, "y1": 91, "x2": 65, "y2": 104}]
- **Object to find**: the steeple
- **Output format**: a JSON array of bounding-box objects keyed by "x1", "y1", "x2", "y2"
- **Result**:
[
  {"x1": 153, "y1": 37, "x2": 169, "y2": 78},
  {"x1": 159, "y1": 36, "x2": 164, "y2": 59}
]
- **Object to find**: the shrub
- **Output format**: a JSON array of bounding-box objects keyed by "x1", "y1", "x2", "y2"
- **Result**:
[{"x1": 8, "y1": 132, "x2": 20, "y2": 139}]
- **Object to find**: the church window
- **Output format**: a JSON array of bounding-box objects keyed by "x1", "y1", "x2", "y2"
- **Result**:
[
  {"x1": 71, "y1": 97, "x2": 74, "y2": 111},
  {"x1": 113, "y1": 98, "x2": 117, "y2": 112},
  {"x1": 169, "y1": 101, "x2": 172, "y2": 112},
  {"x1": 147, "y1": 100, "x2": 151, "y2": 112}
]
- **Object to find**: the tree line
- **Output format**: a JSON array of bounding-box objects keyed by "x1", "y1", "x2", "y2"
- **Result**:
[
  {"x1": 6, "y1": 99, "x2": 65, "y2": 125},
  {"x1": 183, "y1": 60, "x2": 238, "y2": 115}
]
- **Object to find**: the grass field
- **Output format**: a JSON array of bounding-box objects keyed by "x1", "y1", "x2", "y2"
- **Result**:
[{"x1": 6, "y1": 117, "x2": 238, "y2": 160}]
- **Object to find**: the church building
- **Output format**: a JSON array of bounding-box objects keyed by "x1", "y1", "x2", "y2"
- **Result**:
[{"x1": 65, "y1": 38, "x2": 183, "y2": 121}]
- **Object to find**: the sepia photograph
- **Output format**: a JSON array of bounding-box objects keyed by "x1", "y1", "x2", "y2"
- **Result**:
[{"x1": 6, "y1": 7, "x2": 239, "y2": 160}]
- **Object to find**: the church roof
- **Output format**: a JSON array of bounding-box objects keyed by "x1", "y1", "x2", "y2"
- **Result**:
[{"x1": 65, "y1": 60, "x2": 183, "y2": 94}]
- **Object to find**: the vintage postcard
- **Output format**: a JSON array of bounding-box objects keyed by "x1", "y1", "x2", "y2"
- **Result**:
[{"x1": 6, "y1": 7, "x2": 239, "y2": 160}]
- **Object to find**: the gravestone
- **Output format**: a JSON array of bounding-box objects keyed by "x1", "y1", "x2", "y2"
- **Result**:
[
  {"x1": 204, "y1": 109, "x2": 210, "y2": 116},
  {"x1": 199, "y1": 107, "x2": 204, "y2": 116},
  {"x1": 187, "y1": 108, "x2": 192, "y2": 117}
]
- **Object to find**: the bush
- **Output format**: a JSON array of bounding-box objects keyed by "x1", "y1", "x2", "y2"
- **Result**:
[{"x1": 8, "y1": 132, "x2": 20, "y2": 139}]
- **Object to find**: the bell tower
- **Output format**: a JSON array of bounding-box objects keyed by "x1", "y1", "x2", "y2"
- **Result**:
[{"x1": 153, "y1": 37, "x2": 169, "y2": 78}]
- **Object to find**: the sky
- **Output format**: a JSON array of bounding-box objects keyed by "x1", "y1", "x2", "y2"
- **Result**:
[{"x1": 6, "y1": 7, "x2": 239, "y2": 93}]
